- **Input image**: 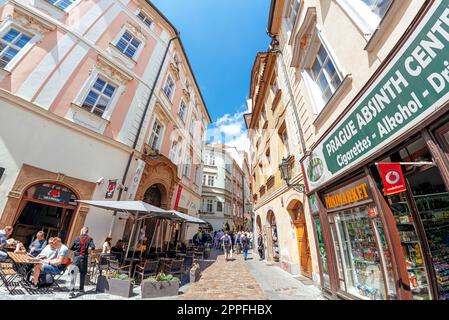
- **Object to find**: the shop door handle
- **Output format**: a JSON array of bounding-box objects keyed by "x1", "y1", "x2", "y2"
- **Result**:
[{"x1": 398, "y1": 279, "x2": 411, "y2": 291}]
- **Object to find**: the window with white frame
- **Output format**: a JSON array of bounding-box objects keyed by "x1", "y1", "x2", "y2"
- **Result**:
[
  {"x1": 81, "y1": 77, "x2": 117, "y2": 117},
  {"x1": 183, "y1": 152, "x2": 192, "y2": 177},
  {"x1": 208, "y1": 175, "x2": 215, "y2": 187},
  {"x1": 0, "y1": 28, "x2": 32, "y2": 69},
  {"x1": 47, "y1": 0, "x2": 75, "y2": 10},
  {"x1": 308, "y1": 44, "x2": 342, "y2": 105},
  {"x1": 361, "y1": 0, "x2": 392, "y2": 20},
  {"x1": 137, "y1": 10, "x2": 153, "y2": 28},
  {"x1": 163, "y1": 74, "x2": 175, "y2": 100},
  {"x1": 178, "y1": 100, "x2": 187, "y2": 122},
  {"x1": 149, "y1": 119, "x2": 164, "y2": 150},
  {"x1": 202, "y1": 174, "x2": 207, "y2": 185},
  {"x1": 217, "y1": 202, "x2": 223, "y2": 212},
  {"x1": 210, "y1": 153, "x2": 215, "y2": 166},
  {"x1": 169, "y1": 140, "x2": 179, "y2": 163},
  {"x1": 286, "y1": 0, "x2": 301, "y2": 33},
  {"x1": 115, "y1": 31, "x2": 141, "y2": 59},
  {"x1": 207, "y1": 200, "x2": 213, "y2": 213}
]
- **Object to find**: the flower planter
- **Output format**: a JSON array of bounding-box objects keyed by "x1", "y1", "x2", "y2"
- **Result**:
[
  {"x1": 190, "y1": 267, "x2": 201, "y2": 283},
  {"x1": 140, "y1": 279, "x2": 179, "y2": 299},
  {"x1": 96, "y1": 275, "x2": 133, "y2": 298}
]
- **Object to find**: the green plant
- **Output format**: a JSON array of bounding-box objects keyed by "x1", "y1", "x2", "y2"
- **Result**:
[
  {"x1": 144, "y1": 272, "x2": 180, "y2": 283},
  {"x1": 104, "y1": 271, "x2": 130, "y2": 281}
]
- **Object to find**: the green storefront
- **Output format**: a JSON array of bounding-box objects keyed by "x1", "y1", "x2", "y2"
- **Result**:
[{"x1": 303, "y1": 1, "x2": 449, "y2": 300}]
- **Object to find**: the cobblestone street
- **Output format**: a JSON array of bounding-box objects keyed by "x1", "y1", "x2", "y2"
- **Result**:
[{"x1": 182, "y1": 249, "x2": 324, "y2": 300}]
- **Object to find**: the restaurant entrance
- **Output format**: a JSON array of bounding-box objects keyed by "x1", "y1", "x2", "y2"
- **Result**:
[{"x1": 12, "y1": 183, "x2": 78, "y2": 246}]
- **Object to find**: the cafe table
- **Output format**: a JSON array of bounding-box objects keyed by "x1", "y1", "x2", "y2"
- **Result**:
[{"x1": 7, "y1": 252, "x2": 43, "y2": 283}]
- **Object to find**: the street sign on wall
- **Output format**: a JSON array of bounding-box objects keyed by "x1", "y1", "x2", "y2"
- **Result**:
[{"x1": 303, "y1": 2, "x2": 449, "y2": 192}]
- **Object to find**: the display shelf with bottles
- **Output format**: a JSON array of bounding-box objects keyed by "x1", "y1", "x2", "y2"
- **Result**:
[{"x1": 413, "y1": 193, "x2": 449, "y2": 300}]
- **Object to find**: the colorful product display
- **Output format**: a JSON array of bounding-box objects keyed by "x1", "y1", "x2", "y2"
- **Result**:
[{"x1": 334, "y1": 209, "x2": 386, "y2": 300}]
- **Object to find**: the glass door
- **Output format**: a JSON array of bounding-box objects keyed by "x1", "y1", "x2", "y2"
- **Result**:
[{"x1": 408, "y1": 167, "x2": 449, "y2": 300}]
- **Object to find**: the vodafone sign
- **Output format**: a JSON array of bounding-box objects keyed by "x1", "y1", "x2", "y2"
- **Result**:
[{"x1": 378, "y1": 163, "x2": 407, "y2": 196}]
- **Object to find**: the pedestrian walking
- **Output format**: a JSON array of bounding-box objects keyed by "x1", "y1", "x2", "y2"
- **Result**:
[
  {"x1": 69, "y1": 226, "x2": 95, "y2": 298},
  {"x1": 241, "y1": 233, "x2": 250, "y2": 260},
  {"x1": 220, "y1": 231, "x2": 232, "y2": 262},
  {"x1": 257, "y1": 233, "x2": 265, "y2": 260}
]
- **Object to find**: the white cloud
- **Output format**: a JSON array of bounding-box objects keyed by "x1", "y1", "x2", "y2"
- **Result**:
[{"x1": 208, "y1": 108, "x2": 249, "y2": 153}]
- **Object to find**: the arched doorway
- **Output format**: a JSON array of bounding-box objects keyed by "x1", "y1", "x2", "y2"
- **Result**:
[
  {"x1": 12, "y1": 182, "x2": 78, "y2": 246},
  {"x1": 266, "y1": 211, "x2": 280, "y2": 262},
  {"x1": 143, "y1": 184, "x2": 164, "y2": 207},
  {"x1": 288, "y1": 199, "x2": 312, "y2": 279}
]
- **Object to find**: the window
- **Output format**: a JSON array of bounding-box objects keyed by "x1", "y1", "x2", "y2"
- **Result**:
[
  {"x1": 280, "y1": 126, "x2": 290, "y2": 156},
  {"x1": 178, "y1": 100, "x2": 187, "y2": 122},
  {"x1": 81, "y1": 77, "x2": 117, "y2": 117},
  {"x1": 361, "y1": 0, "x2": 392, "y2": 19},
  {"x1": 207, "y1": 200, "x2": 213, "y2": 213},
  {"x1": 137, "y1": 10, "x2": 153, "y2": 28},
  {"x1": 217, "y1": 202, "x2": 223, "y2": 212},
  {"x1": 272, "y1": 79, "x2": 279, "y2": 95},
  {"x1": 202, "y1": 175, "x2": 207, "y2": 185},
  {"x1": 190, "y1": 118, "x2": 195, "y2": 137},
  {"x1": 0, "y1": 28, "x2": 31, "y2": 69},
  {"x1": 149, "y1": 119, "x2": 163, "y2": 150},
  {"x1": 210, "y1": 153, "x2": 215, "y2": 166},
  {"x1": 286, "y1": 0, "x2": 301, "y2": 32},
  {"x1": 47, "y1": 0, "x2": 75, "y2": 10},
  {"x1": 208, "y1": 176, "x2": 215, "y2": 187},
  {"x1": 163, "y1": 75, "x2": 175, "y2": 100},
  {"x1": 169, "y1": 140, "x2": 179, "y2": 163},
  {"x1": 308, "y1": 45, "x2": 342, "y2": 105},
  {"x1": 116, "y1": 31, "x2": 141, "y2": 59}
]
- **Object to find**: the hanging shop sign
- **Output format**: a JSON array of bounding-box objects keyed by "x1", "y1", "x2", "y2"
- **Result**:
[
  {"x1": 323, "y1": 178, "x2": 372, "y2": 211},
  {"x1": 105, "y1": 180, "x2": 117, "y2": 199},
  {"x1": 127, "y1": 159, "x2": 145, "y2": 200},
  {"x1": 377, "y1": 162, "x2": 407, "y2": 195},
  {"x1": 303, "y1": 2, "x2": 449, "y2": 192},
  {"x1": 34, "y1": 184, "x2": 73, "y2": 205}
]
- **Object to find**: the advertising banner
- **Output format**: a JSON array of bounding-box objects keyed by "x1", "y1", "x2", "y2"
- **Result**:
[
  {"x1": 378, "y1": 163, "x2": 407, "y2": 195},
  {"x1": 174, "y1": 185, "x2": 183, "y2": 210},
  {"x1": 303, "y1": 2, "x2": 449, "y2": 192}
]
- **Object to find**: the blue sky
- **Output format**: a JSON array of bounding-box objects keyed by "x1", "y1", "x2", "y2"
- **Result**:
[{"x1": 151, "y1": 0, "x2": 271, "y2": 150}]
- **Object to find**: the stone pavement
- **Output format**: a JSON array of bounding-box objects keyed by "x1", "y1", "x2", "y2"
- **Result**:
[
  {"x1": 181, "y1": 251, "x2": 267, "y2": 300},
  {"x1": 245, "y1": 251, "x2": 324, "y2": 300}
]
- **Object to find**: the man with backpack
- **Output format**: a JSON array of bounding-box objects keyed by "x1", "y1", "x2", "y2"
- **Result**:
[
  {"x1": 69, "y1": 226, "x2": 95, "y2": 298},
  {"x1": 220, "y1": 231, "x2": 232, "y2": 262}
]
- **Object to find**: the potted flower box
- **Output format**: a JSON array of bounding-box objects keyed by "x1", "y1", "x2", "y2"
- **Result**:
[
  {"x1": 189, "y1": 263, "x2": 201, "y2": 283},
  {"x1": 96, "y1": 272, "x2": 133, "y2": 298},
  {"x1": 141, "y1": 273, "x2": 180, "y2": 299}
]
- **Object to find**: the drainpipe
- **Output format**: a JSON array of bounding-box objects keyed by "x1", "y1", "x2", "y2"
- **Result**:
[
  {"x1": 108, "y1": 33, "x2": 180, "y2": 237},
  {"x1": 267, "y1": 33, "x2": 307, "y2": 157}
]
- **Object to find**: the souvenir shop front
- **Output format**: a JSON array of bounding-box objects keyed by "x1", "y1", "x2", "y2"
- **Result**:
[{"x1": 302, "y1": 1, "x2": 449, "y2": 300}]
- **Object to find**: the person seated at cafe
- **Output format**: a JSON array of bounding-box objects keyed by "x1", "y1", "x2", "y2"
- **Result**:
[
  {"x1": 14, "y1": 242, "x2": 26, "y2": 253},
  {"x1": 102, "y1": 237, "x2": 112, "y2": 254},
  {"x1": 29, "y1": 231, "x2": 47, "y2": 257},
  {"x1": 32, "y1": 237, "x2": 70, "y2": 287},
  {"x1": 111, "y1": 239, "x2": 124, "y2": 261},
  {"x1": 0, "y1": 226, "x2": 13, "y2": 262},
  {"x1": 25, "y1": 237, "x2": 56, "y2": 282}
]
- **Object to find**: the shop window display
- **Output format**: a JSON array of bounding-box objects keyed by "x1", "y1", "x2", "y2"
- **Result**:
[
  {"x1": 387, "y1": 193, "x2": 431, "y2": 300},
  {"x1": 314, "y1": 218, "x2": 331, "y2": 288},
  {"x1": 409, "y1": 167, "x2": 449, "y2": 300},
  {"x1": 333, "y1": 207, "x2": 388, "y2": 300}
]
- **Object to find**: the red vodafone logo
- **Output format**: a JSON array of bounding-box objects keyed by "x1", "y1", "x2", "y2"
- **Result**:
[{"x1": 385, "y1": 171, "x2": 401, "y2": 185}]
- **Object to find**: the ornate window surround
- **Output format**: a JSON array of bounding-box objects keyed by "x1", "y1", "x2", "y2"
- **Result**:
[
  {"x1": 0, "y1": 6, "x2": 54, "y2": 73},
  {"x1": 108, "y1": 22, "x2": 147, "y2": 68}
]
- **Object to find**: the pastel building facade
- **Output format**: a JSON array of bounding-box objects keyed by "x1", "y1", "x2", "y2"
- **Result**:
[{"x1": 0, "y1": 0, "x2": 210, "y2": 248}]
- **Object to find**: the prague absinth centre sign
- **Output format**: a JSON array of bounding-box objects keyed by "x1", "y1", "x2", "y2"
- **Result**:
[{"x1": 304, "y1": 2, "x2": 449, "y2": 192}]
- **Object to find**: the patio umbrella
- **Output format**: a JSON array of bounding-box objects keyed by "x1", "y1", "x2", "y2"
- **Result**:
[{"x1": 76, "y1": 200, "x2": 173, "y2": 261}]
